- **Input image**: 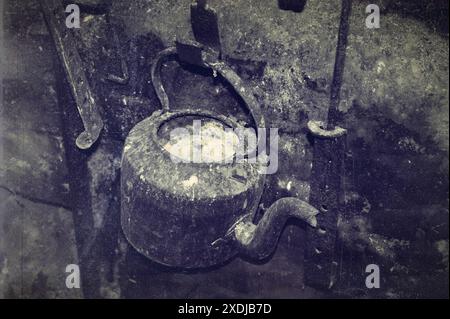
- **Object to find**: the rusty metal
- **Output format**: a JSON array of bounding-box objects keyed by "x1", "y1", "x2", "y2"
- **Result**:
[
  {"x1": 149, "y1": 47, "x2": 177, "y2": 113},
  {"x1": 121, "y1": 43, "x2": 319, "y2": 268},
  {"x1": 305, "y1": 129, "x2": 347, "y2": 289},
  {"x1": 41, "y1": 0, "x2": 103, "y2": 150},
  {"x1": 234, "y1": 197, "x2": 318, "y2": 260},
  {"x1": 308, "y1": 121, "x2": 347, "y2": 139},
  {"x1": 175, "y1": 39, "x2": 213, "y2": 68},
  {"x1": 327, "y1": 0, "x2": 352, "y2": 130},
  {"x1": 151, "y1": 44, "x2": 265, "y2": 130},
  {"x1": 190, "y1": 0, "x2": 221, "y2": 53},
  {"x1": 305, "y1": 0, "x2": 352, "y2": 290},
  {"x1": 105, "y1": 24, "x2": 130, "y2": 85}
]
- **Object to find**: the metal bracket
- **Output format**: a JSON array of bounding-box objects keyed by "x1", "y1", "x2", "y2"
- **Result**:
[
  {"x1": 190, "y1": 0, "x2": 221, "y2": 53},
  {"x1": 175, "y1": 0, "x2": 222, "y2": 68},
  {"x1": 105, "y1": 24, "x2": 130, "y2": 85},
  {"x1": 175, "y1": 39, "x2": 220, "y2": 68},
  {"x1": 41, "y1": 0, "x2": 103, "y2": 150}
]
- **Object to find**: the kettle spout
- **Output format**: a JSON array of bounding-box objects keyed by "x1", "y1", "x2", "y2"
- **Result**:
[{"x1": 234, "y1": 197, "x2": 319, "y2": 260}]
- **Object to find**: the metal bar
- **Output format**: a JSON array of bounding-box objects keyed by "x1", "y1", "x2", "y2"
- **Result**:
[
  {"x1": 327, "y1": 0, "x2": 352, "y2": 129},
  {"x1": 305, "y1": 132, "x2": 346, "y2": 289},
  {"x1": 305, "y1": 0, "x2": 352, "y2": 290},
  {"x1": 105, "y1": 21, "x2": 129, "y2": 85},
  {"x1": 190, "y1": 0, "x2": 221, "y2": 53},
  {"x1": 41, "y1": 0, "x2": 103, "y2": 150}
]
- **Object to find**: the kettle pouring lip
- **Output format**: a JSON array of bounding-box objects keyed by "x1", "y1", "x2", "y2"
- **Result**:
[{"x1": 228, "y1": 197, "x2": 320, "y2": 260}]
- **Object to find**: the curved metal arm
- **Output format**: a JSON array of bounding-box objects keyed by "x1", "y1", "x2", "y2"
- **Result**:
[
  {"x1": 234, "y1": 197, "x2": 319, "y2": 260},
  {"x1": 208, "y1": 61, "x2": 265, "y2": 129},
  {"x1": 150, "y1": 47, "x2": 265, "y2": 130},
  {"x1": 150, "y1": 47, "x2": 178, "y2": 112}
]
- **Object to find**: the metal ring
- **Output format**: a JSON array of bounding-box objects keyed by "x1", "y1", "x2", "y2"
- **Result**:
[{"x1": 307, "y1": 120, "x2": 347, "y2": 139}]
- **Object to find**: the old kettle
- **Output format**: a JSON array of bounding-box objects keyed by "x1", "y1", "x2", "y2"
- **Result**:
[{"x1": 120, "y1": 45, "x2": 319, "y2": 268}]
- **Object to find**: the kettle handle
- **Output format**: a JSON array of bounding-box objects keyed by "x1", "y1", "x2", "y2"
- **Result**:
[{"x1": 150, "y1": 47, "x2": 266, "y2": 130}]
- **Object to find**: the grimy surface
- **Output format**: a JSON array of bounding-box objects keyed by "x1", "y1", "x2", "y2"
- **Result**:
[{"x1": 0, "y1": 0, "x2": 448, "y2": 298}]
